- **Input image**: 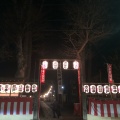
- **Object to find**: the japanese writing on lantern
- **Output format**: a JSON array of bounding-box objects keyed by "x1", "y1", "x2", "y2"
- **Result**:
[
  {"x1": 0, "y1": 84, "x2": 38, "y2": 93},
  {"x1": 83, "y1": 84, "x2": 120, "y2": 94}
]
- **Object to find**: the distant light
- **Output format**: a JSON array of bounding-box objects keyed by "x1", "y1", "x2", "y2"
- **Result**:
[
  {"x1": 73, "y1": 61, "x2": 79, "y2": 69},
  {"x1": 63, "y1": 61, "x2": 68, "y2": 69},
  {"x1": 42, "y1": 61, "x2": 48, "y2": 69},
  {"x1": 61, "y1": 86, "x2": 64, "y2": 89},
  {"x1": 52, "y1": 61, "x2": 58, "y2": 69}
]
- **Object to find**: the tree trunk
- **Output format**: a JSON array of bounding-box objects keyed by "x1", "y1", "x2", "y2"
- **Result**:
[
  {"x1": 80, "y1": 51, "x2": 86, "y2": 83},
  {"x1": 15, "y1": 36, "x2": 25, "y2": 79},
  {"x1": 24, "y1": 31, "x2": 32, "y2": 82}
]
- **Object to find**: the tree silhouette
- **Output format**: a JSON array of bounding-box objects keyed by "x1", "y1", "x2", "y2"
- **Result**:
[
  {"x1": 63, "y1": 0, "x2": 120, "y2": 82},
  {"x1": 1, "y1": 0, "x2": 47, "y2": 81}
]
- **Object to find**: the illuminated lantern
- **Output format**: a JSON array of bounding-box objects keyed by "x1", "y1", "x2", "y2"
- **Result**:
[
  {"x1": 83, "y1": 85, "x2": 89, "y2": 93},
  {"x1": 90, "y1": 85, "x2": 96, "y2": 94},
  {"x1": 25, "y1": 84, "x2": 31, "y2": 93},
  {"x1": 52, "y1": 61, "x2": 58, "y2": 69},
  {"x1": 111, "y1": 85, "x2": 117, "y2": 94},
  {"x1": 0, "y1": 84, "x2": 3, "y2": 93},
  {"x1": 63, "y1": 61, "x2": 68, "y2": 69},
  {"x1": 118, "y1": 85, "x2": 120, "y2": 93},
  {"x1": 11, "y1": 84, "x2": 18, "y2": 93},
  {"x1": 32, "y1": 84, "x2": 37, "y2": 93},
  {"x1": 73, "y1": 61, "x2": 79, "y2": 69},
  {"x1": 18, "y1": 84, "x2": 24, "y2": 93},
  {"x1": 4, "y1": 84, "x2": 11, "y2": 93},
  {"x1": 42, "y1": 61, "x2": 48, "y2": 69},
  {"x1": 97, "y1": 85, "x2": 103, "y2": 94},
  {"x1": 104, "y1": 85, "x2": 110, "y2": 94}
]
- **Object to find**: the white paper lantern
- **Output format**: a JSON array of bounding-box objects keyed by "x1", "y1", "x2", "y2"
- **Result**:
[
  {"x1": 90, "y1": 85, "x2": 96, "y2": 94},
  {"x1": 73, "y1": 61, "x2": 79, "y2": 69},
  {"x1": 63, "y1": 61, "x2": 68, "y2": 69},
  {"x1": 83, "y1": 85, "x2": 89, "y2": 93},
  {"x1": 104, "y1": 85, "x2": 110, "y2": 94},
  {"x1": 0, "y1": 84, "x2": 3, "y2": 93},
  {"x1": 97, "y1": 85, "x2": 103, "y2": 94},
  {"x1": 25, "y1": 84, "x2": 31, "y2": 93},
  {"x1": 32, "y1": 84, "x2": 37, "y2": 93},
  {"x1": 11, "y1": 84, "x2": 19, "y2": 93},
  {"x1": 111, "y1": 85, "x2": 117, "y2": 94},
  {"x1": 42, "y1": 61, "x2": 48, "y2": 69},
  {"x1": 52, "y1": 61, "x2": 58, "y2": 69},
  {"x1": 118, "y1": 85, "x2": 120, "y2": 93},
  {"x1": 18, "y1": 84, "x2": 24, "y2": 93}
]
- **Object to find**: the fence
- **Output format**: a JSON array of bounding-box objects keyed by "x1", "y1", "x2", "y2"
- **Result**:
[
  {"x1": 88, "y1": 98, "x2": 120, "y2": 117},
  {"x1": 0, "y1": 97, "x2": 33, "y2": 120}
]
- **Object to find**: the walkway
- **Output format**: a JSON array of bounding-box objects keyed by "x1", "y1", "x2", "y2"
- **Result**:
[{"x1": 40, "y1": 101, "x2": 81, "y2": 120}]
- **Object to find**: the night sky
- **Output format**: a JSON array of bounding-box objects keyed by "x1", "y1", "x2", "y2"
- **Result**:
[{"x1": 0, "y1": 0, "x2": 120, "y2": 93}]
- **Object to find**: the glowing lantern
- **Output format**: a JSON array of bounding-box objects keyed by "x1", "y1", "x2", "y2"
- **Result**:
[
  {"x1": 63, "y1": 61, "x2": 68, "y2": 69},
  {"x1": 111, "y1": 85, "x2": 117, "y2": 94},
  {"x1": 18, "y1": 84, "x2": 24, "y2": 93},
  {"x1": 83, "y1": 85, "x2": 89, "y2": 93},
  {"x1": 32, "y1": 84, "x2": 37, "y2": 93},
  {"x1": 90, "y1": 85, "x2": 96, "y2": 94},
  {"x1": 0, "y1": 84, "x2": 3, "y2": 93},
  {"x1": 97, "y1": 85, "x2": 103, "y2": 94},
  {"x1": 118, "y1": 85, "x2": 120, "y2": 93},
  {"x1": 1, "y1": 84, "x2": 10, "y2": 93},
  {"x1": 42, "y1": 61, "x2": 48, "y2": 69},
  {"x1": 11, "y1": 84, "x2": 18, "y2": 93},
  {"x1": 25, "y1": 84, "x2": 31, "y2": 93},
  {"x1": 73, "y1": 61, "x2": 79, "y2": 69},
  {"x1": 52, "y1": 61, "x2": 58, "y2": 69},
  {"x1": 104, "y1": 85, "x2": 110, "y2": 94}
]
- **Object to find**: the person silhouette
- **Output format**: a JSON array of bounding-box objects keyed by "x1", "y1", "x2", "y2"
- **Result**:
[{"x1": 51, "y1": 99, "x2": 61, "y2": 118}]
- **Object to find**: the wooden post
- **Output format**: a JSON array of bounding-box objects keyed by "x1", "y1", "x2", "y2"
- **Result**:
[
  {"x1": 82, "y1": 92, "x2": 87, "y2": 120},
  {"x1": 78, "y1": 67, "x2": 82, "y2": 117}
]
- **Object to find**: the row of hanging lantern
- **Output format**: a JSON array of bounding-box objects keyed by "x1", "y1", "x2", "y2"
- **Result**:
[
  {"x1": 0, "y1": 84, "x2": 37, "y2": 93},
  {"x1": 42, "y1": 60, "x2": 79, "y2": 69},
  {"x1": 83, "y1": 84, "x2": 120, "y2": 94}
]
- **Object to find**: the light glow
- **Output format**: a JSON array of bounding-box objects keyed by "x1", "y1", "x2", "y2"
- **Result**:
[
  {"x1": 111, "y1": 85, "x2": 117, "y2": 94},
  {"x1": 32, "y1": 84, "x2": 37, "y2": 93},
  {"x1": 25, "y1": 84, "x2": 31, "y2": 93},
  {"x1": 42, "y1": 61, "x2": 48, "y2": 69},
  {"x1": 52, "y1": 61, "x2": 58, "y2": 69},
  {"x1": 73, "y1": 61, "x2": 79, "y2": 69},
  {"x1": 97, "y1": 85, "x2": 103, "y2": 94},
  {"x1": 90, "y1": 85, "x2": 96, "y2": 94},
  {"x1": 83, "y1": 85, "x2": 89, "y2": 93},
  {"x1": 63, "y1": 61, "x2": 68, "y2": 69},
  {"x1": 104, "y1": 85, "x2": 110, "y2": 94}
]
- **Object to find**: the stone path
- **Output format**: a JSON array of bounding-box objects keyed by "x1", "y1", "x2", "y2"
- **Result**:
[{"x1": 40, "y1": 101, "x2": 81, "y2": 120}]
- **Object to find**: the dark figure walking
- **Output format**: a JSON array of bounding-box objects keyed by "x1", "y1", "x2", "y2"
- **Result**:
[{"x1": 51, "y1": 100, "x2": 61, "y2": 118}]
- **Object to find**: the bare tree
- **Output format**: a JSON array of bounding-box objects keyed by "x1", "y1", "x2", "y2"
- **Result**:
[
  {"x1": 63, "y1": 0, "x2": 120, "y2": 82},
  {"x1": 1, "y1": 0, "x2": 46, "y2": 81},
  {"x1": 62, "y1": 0, "x2": 120, "y2": 118}
]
